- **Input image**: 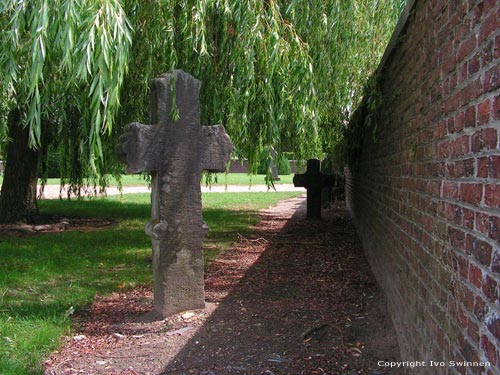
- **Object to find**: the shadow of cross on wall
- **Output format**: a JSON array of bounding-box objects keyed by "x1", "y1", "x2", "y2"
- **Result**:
[
  {"x1": 293, "y1": 159, "x2": 334, "y2": 219},
  {"x1": 117, "y1": 70, "x2": 234, "y2": 318}
]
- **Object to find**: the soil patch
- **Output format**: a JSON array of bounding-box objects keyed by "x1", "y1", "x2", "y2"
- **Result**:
[
  {"x1": 44, "y1": 196, "x2": 400, "y2": 375},
  {"x1": 0, "y1": 216, "x2": 115, "y2": 237}
]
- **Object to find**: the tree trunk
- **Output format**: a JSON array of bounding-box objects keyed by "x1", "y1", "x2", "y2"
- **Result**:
[{"x1": 0, "y1": 109, "x2": 41, "y2": 223}]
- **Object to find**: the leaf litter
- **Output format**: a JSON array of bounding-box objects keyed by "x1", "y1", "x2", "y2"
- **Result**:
[{"x1": 45, "y1": 196, "x2": 400, "y2": 375}]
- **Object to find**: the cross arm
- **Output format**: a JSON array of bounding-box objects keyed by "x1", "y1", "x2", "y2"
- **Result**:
[
  {"x1": 293, "y1": 173, "x2": 307, "y2": 188},
  {"x1": 200, "y1": 125, "x2": 234, "y2": 172},
  {"x1": 116, "y1": 122, "x2": 160, "y2": 174}
]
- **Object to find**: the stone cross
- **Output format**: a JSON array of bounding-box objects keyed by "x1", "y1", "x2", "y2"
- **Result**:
[
  {"x1": 117, "y1": 70, "x2": 233, "y2": 317},
  {"x1": 270, "y1": 147, "x2": 280, "y2": 181},
  {"x1": 293, "y1": 159, "x2": 334, "y2": 219}
]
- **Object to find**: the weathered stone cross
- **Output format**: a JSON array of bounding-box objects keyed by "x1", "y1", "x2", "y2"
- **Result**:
[
  {"x1": 293, "y1": 159, "x2": 334, "y2": 219},
  {"x1": 117, "y1": 70, "x2": 233, "y2": 317}
]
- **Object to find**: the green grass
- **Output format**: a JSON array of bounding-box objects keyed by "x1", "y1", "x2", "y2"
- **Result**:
[
  {"x1": 0, "y1": 191, "x2": 300, "y2": 374},
  {"x1": 201, "y1": 172, "x2": 294, "y2": 186},
  {"x1": 0, "y1": 173, "x2": 294, "y2": 188}
]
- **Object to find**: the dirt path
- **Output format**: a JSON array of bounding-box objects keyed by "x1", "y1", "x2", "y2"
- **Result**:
[{"x1": 45, "y1": 196, "x2": 400, "y2": 375}]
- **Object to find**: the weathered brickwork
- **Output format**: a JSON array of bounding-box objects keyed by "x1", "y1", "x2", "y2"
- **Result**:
[{"x1": 345, "y1": 1, "x2": 500, "y2": 374}]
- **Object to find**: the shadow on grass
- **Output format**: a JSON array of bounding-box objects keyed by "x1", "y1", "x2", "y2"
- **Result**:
[{"x1": 38, "y1": 196, "x2": 151, "y2": 220}]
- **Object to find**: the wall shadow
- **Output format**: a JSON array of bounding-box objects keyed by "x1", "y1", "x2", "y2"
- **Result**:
[{"x1": 160, "y1": 197, "x2": 400, "y2": 375}]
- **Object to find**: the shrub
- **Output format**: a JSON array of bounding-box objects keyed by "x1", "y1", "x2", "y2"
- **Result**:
[{"x1": 257, "y1": 149, "x2": 291, "y2": 175}]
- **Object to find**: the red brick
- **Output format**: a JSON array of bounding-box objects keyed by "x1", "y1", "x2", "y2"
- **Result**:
[
  {"x1": 495, "y1": 35, "x2": 500, "y2": 60},
  {"x1": 457, "y1": 303, "x2": 469, "y2": 327},
  {"x1": 485, "y1": 184, "x2": 500, "y2": 208},
  {"x1": 471, "y1": 1, "x2": 485, "y2": 28},
  {"x1": 468, "y1": 53, "x2": 481, "y2": 78},
  {"x1": 451, "y1": 206, "x2": 475, "y2": 229},
  {"x1": 442, "y1": 57, "x2": 457, "y2": 75},
  {"x1": 485, "y1": 63, "x2": 500, "y2": 92},
  {"x1": 489, "y1": 156, "x2": 500, "y2": 178},
  {"x1": 438, "y1": 140, "x2": 453, "y2": 158},
  {"x1": 478, "y1": 155, "x2": 500, "y2": 179},
  {"x1": 461, "y1": 79, "x2": 483, "y2": 105},
  {"x1": 493, "y1": 94, "x2": 500, "y2": 120},
  {"x1": 432, "y1": 0, "x2": 447, "y2": 17},
  {"x1": 483, "y1": 0, "x2": 499, "y2": 12},
  {"x1": 468, "y1": 319, "x2": 480, "y2": 343},
  {"x1": 424, "y1": 144, "x2": 437, "y2": 160},
  {"x1": 449, "y1": 290, "x2": 458, "y2": 314},
  {"x1": 482, "y1": 274, "x2": 498, "y2": 303},
  {"x1": 434, "y1": 120, "x2": 447, "y2": 138},
  {"x1": 477, "y1": 157, "x2": 489, "y2": 178},
  {"x1": 443, "y1": 92, "x2": 460, "y2": 114},
  {"x1": 476, "y1": 214, "x2": 500, "y2": 242},
  {"x1": 492, "y1": 251, "x2": 500, "y2": 275},
  {"x1": 463, "y1": 207, "x2": 475, "y2": 229},
  {"x1": 438, "y1": 201, "x2": 447, "y2": 218},
  {"x1": 470, "y1": 237, "x2": 493, "y2": 267},
  {"x1": 425, "y1": 215, "x2": 436, "y2": 232},
  {"x1": 438, "y1": 162, "x2": 446, "y2": 177},
  {"x1": 455, "y1": 158, "x2": 475, "y2": 178},
  {"x1": 481, "y1": 335, "x2": 498, "y2": 367},
  {"x1": 460, "y1": 183, "x2": 483, "y2": 205},
  {"x1": 449, "y1": 226, "x2": 465, "y2": 248},
  {"x1": 452, "y1": 112, "x2": 463, "y2": 133},
  {"x1": 476, "y1": 212, "x2": 488, "y2": 233},
  {"x1": 445, "y1": 162, "x2": 456, "y2": 177},
  {"x1": 448, "y1": 72, "x2": 457, "y2": 93},
  {"x1": 469, "y1": 263, "x2": 483, "y2": 288},
  {"x1": 474, "y1": 294, "x2": 487, "y2": 319},
  {"x1": 457, "y1": 34, "x2": 477, "y2": 62},
  {"x1": 479, "y1": 8, "x2": 500, "y2": 45},
  {"x1": 447, "y1": 0, "x2": 457, "y2": 18},
  {"x1": 465, "y1": 105, "x2": 476, "y2": 128},
  {"x1": 458, "y1": 254, "x2": 469, "y2": 279},
  {"x1": 487, "y1": 316, "x2": 500, "y2": 342},
  {"x1": 443, "y1": 181, "x2": 459, "y2": 199},
  {"x1": 477, "y1": 99, "x2": 490, "y2": 125},
  {"x1": 471, "y1": 128, "x2": 497, "y2": 152},
  {"x1": 459, "y1": 283, "x2": 475, "y2": 312},
  {"x1": 452, "y1": 135, "x2": 470, "y2": 157},
  {"x1": 458, "y1": 331, "x2": 479, "y2": 363},
  {"x1": 481, "y1": 40, "x2": 494, "y2": 68},
  {"x1": 457, "y1": 61, "x2": 469, "y2": 85}
]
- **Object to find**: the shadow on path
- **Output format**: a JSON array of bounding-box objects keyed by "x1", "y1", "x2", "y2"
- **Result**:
[{"x1": 162, "y1": 197, "x2": 400, "y2": 375}]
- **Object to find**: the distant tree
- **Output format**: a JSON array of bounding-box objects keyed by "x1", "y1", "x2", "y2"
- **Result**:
[{"x1": 0, "y1": 0, "x2": 403, "y2": 223}]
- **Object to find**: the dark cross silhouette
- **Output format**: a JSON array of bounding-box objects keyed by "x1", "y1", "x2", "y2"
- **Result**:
[
  {"x1": 293, "y1": 159, "x2": 334, "y2": 219},
  {"x1": 117, "y1": 70, "x2": 233, "y2": 317}
]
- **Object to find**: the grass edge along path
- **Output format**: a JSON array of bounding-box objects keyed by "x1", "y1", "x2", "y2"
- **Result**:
[
  {"x1": 0, "y1": 191, "x2": 301, "y2": 375},
  {"x1": 0, "y1": 173, "x2": 295, "y2": 188}
]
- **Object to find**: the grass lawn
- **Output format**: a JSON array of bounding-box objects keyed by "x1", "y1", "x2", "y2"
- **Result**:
[
  {"x1": 0, "y1": 191, "x2": 301, "y2": 375},
  {"x1": 0, "y1": 173, "x2": 294, "y2": 188}
]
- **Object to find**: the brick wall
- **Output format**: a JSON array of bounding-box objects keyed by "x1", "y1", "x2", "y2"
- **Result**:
[{"x1": 345, "y1": 1, "x2": 500, "y2": 374}]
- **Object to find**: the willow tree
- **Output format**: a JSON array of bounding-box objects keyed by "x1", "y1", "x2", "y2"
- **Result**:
[
  {"x1": 283, "y1": 0, "x2": 405, "y2": 162},
  {"x1": 0, "y1": 0, "x2": 403, "y2": 223},
  {"x1": 117, "y1": 0, "x2": 404, "y2": 174},
  {"x1": 0, "y1": 0, "x2": 131, "y2": 222},
  {"x1": 118, "y1": 0, "x2": 320, "y2": 172}
]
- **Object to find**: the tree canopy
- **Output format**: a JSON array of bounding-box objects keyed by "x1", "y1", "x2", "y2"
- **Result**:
[{"x1": 0, "y1": 0, "x2": 404, "y2": 200}]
